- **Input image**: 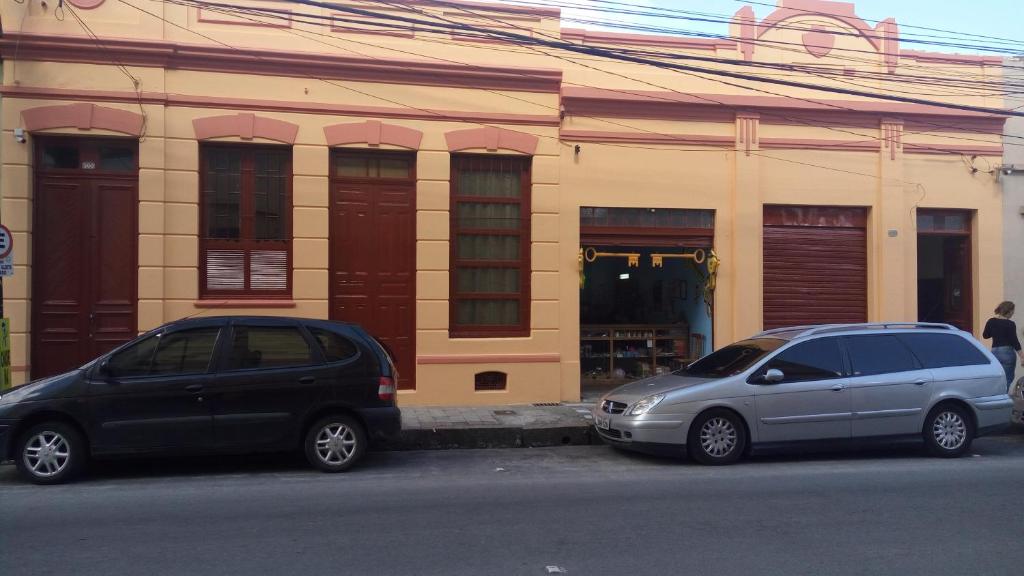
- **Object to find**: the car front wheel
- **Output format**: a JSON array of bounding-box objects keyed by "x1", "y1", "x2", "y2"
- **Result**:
[
  {"x1": 14, "y1": 422, "x2": 87, "y2": 485},
  {"x1": 924, "y1": 404, "x2": 974, "y2": 458},
  {"x1": 688, "y1": 409, "x2": 747, "y2": 465},
  {"x1": 304, "y1": 415, "x2": 367, "y2": 473}
]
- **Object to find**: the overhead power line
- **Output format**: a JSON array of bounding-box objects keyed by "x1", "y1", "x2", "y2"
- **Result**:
[
  {"x1": 506, "y1": 0, "x2": 1024, "y2": 52},
  {"x1": 152, "y1": 0, "x2": 1021, "y2": 150},
  {"x1": 104, "y1": 0, "x2": 933, "y2": 186},
  {"x1": 274, "y1": 0, "x2": 1022, "y2": 118},
  {"x1": 382, "y1": 0, "x2": 1016, "y2": 155}
]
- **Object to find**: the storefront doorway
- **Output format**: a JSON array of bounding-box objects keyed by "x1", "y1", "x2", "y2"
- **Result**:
[
  {"x1": 579, "y1": 207, "x2": 715, "y2": 400},
  {"x1": 917, "y1": 209, "x2": 973, "y2": 331},
  {"x1": 31, "y1": 137, "x2": 139, "y2": 378}
]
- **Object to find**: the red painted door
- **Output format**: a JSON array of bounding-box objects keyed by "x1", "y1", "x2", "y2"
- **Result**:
[
  {"x1": 941, "y1": 236, "x2": 972, "y2": 331},
  {"x1": 32, "y1": 139, "x2": 138, "y2": 378},
  {"x1": 329, "y1": 152, "x2": 416, "y2": 389}
]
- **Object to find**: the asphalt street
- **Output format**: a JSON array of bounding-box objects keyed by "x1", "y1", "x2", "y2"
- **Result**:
[{"x1": 2, "y1": 435, "x2": 1023, "y2": 576}]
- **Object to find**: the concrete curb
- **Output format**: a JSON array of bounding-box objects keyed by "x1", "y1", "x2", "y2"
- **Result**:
[{"x1": 380, "y1": 424, "x2": 598, "y2": 451}]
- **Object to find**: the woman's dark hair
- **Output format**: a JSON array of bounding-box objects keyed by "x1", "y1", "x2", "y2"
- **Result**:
[{"x1": 994, "y1": 301, "x2": 1015, "y2": 317}]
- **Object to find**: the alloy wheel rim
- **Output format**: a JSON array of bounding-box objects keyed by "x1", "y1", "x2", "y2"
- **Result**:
[
  {"x1": 932, "y1": 411, "x2": 967, "y2": 450},
  {"x1": 700, "y1": 417, "x2": 738, "y2": 457},
  {"x1": 315, "y1": 423, "x2": 357, "y2": 466},
  {"x1": 23, "y1": 431, "x2": 70, "y2": 478}
]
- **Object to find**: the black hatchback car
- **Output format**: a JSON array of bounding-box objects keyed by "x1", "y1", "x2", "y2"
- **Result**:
[{"x1": 0, "y1": 316, "x2": 401, "y2": 484}]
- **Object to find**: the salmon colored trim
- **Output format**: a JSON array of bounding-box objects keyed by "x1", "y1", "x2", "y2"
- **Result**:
[
  {"x1": 446, "y1": 127, "x2": 539, "y2": 154},
  {"x1": 197, "y1": 2, "x2": 292, "y2": 29},
  {"x1": 903, "y1": 144, "x2": 1003, "y2": 156},
  {"x1": 324, "y1": 120, "x2": 424, "y2": 149},
  {"x1": 66, "y1": 0, "x2": 104, "y2": 9},
  {"x1": 900, "y1": 50, "x2": 1003, "y2": 65},
  {"x1": 759, "y1": 138, "x2": 880, "y2": 151},
  {"x1": 560, "y1": 28, "x2": 736, "y2": 51},
  {"x1": 757, "y1": 0, "x2": 881, "y2": 50},
  {"x1": 560, "y1": 129, "x2": 734, "y2": 147},
  {"x1": 0, "y1": 85, "x2": 562, "y2": 127},
  {"x1": 421, "y1": 0, "x2": 559, "y2": 18},
  {"x1": 561, "y1": 87, "x2": 1008, "y2": 120},
  {"x1": 21, "y1": 102, "x2": 144, "y2": 136},
  {"x1": 734, "y1": 6, "x2": 757, "y2": 61},
  {"x1": 193, "y1": 113, "x2": 299, "y2": 144},
  {"x1": 193, "y1": 299, "x2": 297, "y2": 308},
  {"x1": 0, "y1": 33, "x2": 563, "y2": 93},
  {"x1": 417, "y1": 353, "x2": 561, "y2": 365}
]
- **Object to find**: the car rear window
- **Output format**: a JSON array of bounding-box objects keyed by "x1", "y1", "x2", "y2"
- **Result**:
[
  {"x1": 844, "y1": 335, "x2": 920, "y2": 377},
  {"x1": 309, "y1": 328, "x2": 359, "y2": 363},
  {"x1": 897, "y1": 333, "x2": 989, "y2": 369}
]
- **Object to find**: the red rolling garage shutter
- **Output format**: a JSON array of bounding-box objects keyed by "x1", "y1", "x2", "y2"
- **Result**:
[{"x1": 763, "y1": 206, "x2": 868, "y2": 330}]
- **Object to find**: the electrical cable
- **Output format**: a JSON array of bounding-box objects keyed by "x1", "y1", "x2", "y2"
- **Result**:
[
  {"x1": 110, "y1": 0, "x2": 928, "y2": 186},
  {"x1": 152, "y1": 0, "x2": 1020, "y2": 155},
  {"x1": 64, "y1": 2, "x2": 148, "y2": 140}
]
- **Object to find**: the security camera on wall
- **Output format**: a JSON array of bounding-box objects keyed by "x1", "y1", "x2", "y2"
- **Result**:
[{"x1": 13, "y1": 128, "x2": 26, "y2": 144}]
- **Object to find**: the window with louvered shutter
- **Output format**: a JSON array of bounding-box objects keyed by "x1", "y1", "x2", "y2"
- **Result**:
[
  {"x1": 450, "y1": 155, "x2": 531, "y2": 337},
  {"x1": 200, "y1": 145, "x2": 292, "y2": 298}
]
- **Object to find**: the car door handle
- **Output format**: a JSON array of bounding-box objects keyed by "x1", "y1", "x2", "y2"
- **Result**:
[
  {"x1": 831, "y1": 384, "x2": 846, "y2": 391},
  {"x1": 298, "y1": 376, "x2": 316, "y2": 384},
  {"x1": 184, "y1": 384, "x2": 204, "y2": 393},
  {"x1": 913, "y1": 379, "x2": 928, "y2": 385}
]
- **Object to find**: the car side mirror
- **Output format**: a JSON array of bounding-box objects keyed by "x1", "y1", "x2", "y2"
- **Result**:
[
  {"x1": 763, "y1": 368, "x2": 785, "y2": 384},
  {"x1": 98, "y1": 360, "x2": 115, "y2": 380}
]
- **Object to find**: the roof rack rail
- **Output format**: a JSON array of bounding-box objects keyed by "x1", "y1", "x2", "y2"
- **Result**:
[
  {"x1": 755, "y1": 322, "x2": 958, "y2": 339},
  {"x1": 755, "y1": 325, "x2": 823, "y2": 337},
  {"x1": 798, "y1": 322, "x2": 957, "y2": 338}
]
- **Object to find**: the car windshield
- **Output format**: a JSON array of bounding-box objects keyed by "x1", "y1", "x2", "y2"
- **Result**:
[{"x1": 683, "y1": 338, "x2": 785, "y2": 378}]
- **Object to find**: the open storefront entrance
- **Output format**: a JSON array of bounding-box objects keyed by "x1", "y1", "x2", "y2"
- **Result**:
[{"x1": 579, "y1": 208, "x2": 716, "y2": 400}]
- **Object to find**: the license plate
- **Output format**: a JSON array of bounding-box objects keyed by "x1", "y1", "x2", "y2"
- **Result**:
[{"x1": 595, "y1": 416, "x2": 610, "y2": 430}]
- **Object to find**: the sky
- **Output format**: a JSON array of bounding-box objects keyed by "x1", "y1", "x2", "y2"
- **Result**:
[{"x1": 533, "y1": 0, "x2": 1024, "y2": 55}]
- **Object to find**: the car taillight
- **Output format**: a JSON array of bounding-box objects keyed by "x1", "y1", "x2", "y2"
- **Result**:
[{"x1": 378, "y1": 377, "x2": 396, "y2": 402}]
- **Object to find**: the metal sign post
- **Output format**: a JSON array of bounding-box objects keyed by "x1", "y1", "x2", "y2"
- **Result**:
[{"x1": 0, "y1": 224, "x2": 13, "y2": 389}]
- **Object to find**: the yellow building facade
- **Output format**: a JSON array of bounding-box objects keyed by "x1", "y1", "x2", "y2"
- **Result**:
[{"x1": 0, "y1": 0, "x2": 1009, "y2": 405}]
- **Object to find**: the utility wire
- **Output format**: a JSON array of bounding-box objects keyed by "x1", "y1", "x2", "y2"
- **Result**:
[
  {"x1": 384, "y1": 0, "x2": 1012, "y2": 158},
  {"x1": 161, "y1": 0, "x2": 1020, "y2": 152},
  {"x1": 109, "y1": 0, "x2": 922, "y2": 185},
  {"x1": 64, "y1": 2, "x2": 148, "y2": 139}
]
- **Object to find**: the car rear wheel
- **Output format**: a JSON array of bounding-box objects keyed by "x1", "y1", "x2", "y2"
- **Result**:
[
  {"x1": 923, "y1": 404, "x2": 973, "y2": 458},
  {"x1": 688, "y1": 409, "x2": 746, "y2": 465},
  {"x1": 304, "y1": 415, "x2": 367, "y2": 473},
  {"x1": 14, "y1": 422, "x2": 87, "y2": 485}
]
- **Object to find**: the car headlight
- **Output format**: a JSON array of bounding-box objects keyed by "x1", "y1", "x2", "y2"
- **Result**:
[{"x1": 628, "y1": 394, "x2": 665, "y2": 416}]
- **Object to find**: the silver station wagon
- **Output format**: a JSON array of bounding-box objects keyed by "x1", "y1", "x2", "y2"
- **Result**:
[{"x1": 593, "y1": 323, "x2": 1013, "y2": 464}]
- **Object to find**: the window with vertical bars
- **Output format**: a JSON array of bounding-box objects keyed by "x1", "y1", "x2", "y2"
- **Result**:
[
  {"x1": 200, "y1": 146, "x2": 292, "y2": 298},
  {"x1": 450, "y1": 155, "x2": 531, "y2": 337}
]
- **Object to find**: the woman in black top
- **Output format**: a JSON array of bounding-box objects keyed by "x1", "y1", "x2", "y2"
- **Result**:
[{"x1": 983, "y1": 301, "x2": 1023, "y2": 389}]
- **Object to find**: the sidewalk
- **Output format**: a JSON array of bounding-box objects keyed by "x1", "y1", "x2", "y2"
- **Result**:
[
  {"x1": 383, "y1": 401, "x2": 1024, "y2": 452},
  {"x1": 383, "y1": 402, "x2": 599, "y2": 451}
]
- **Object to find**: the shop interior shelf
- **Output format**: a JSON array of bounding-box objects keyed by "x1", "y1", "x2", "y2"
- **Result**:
[{"x1": 580, "y1": 323, "x2": 693, "y2": 381}]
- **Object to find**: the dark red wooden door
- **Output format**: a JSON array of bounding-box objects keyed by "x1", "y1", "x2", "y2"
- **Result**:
[
  {"x1": 763, "y1": 206, "x2": 868, "y2": 330},
  {"x1": 329, "y1": 152, "x2": 416, "y2": 389},
  {"x1": 33, "y1": 160, "x2": 138, "y2": 378},
  {"x1": 941, "y1": 236, "x2": 972, "y2": 331}
]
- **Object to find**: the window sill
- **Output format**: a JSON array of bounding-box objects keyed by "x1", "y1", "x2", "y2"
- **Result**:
[
  {"x1": 193, "y1": 299, "x2": 297, "y2": 309},
  {"x1": 449, "y1": 330, "x2": 531, "y2": 339}
]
